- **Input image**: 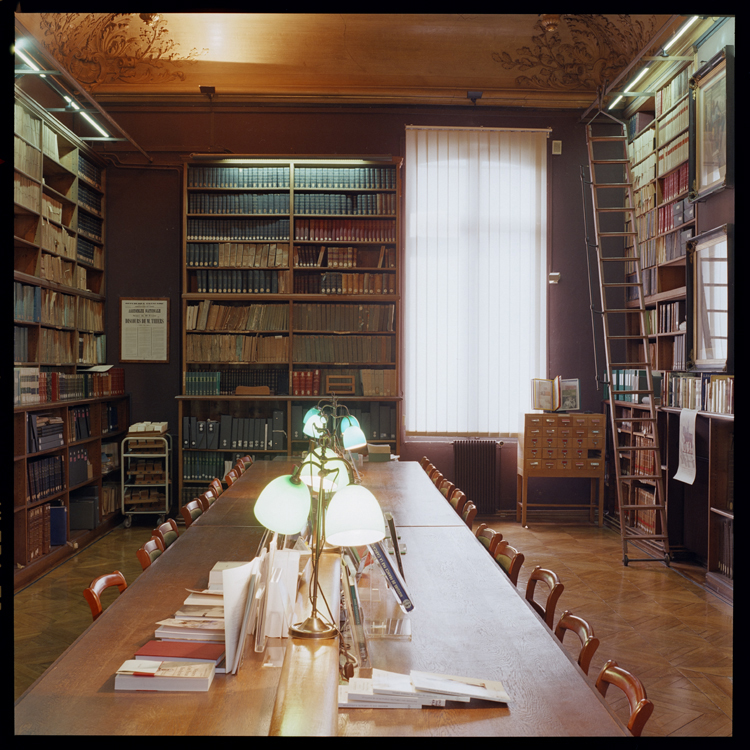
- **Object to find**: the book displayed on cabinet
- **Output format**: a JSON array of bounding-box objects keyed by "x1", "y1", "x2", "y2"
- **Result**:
[
  {"x1": 531, "y1": 377, "x2": 580, "y2": 412},
  {"x1": 178, "y1": 156, "x2": 402, "y2": 505},
  {"x1": 14, "y1": 87, "x2": 128, "y2": 589}
]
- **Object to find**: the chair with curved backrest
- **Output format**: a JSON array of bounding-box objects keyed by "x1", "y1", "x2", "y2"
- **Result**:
[
  {"x1": 234, "y1": 461, "x2": 246, "y2": 475},
  {"x1": 475, "y1": 523, "x2": 502, "y2": 556},
  {"x1": 423, "y1": 462, "x2": 435, "y2": 477},
  {"x1": 554, "y1": 610, "x2": 600, "y2": 675},
  {"x1": 201, "y1": 488, "x2": 218, "y2": 508},
  {"x1": 419, "y1": 456, "x2": 431, "y2": 470},
  {"x1": 493, "y1": 540, "x2": 525, "y2": 587},
  {"x1": 208, "y1": 478, "x2": 223, "y2": 497},
  {"x1": 83, "y1": 571, "x2": 128, "y2": 621},
  {"x1": 595, "y1": 660, "x2": 654, "y2": 737},
  {"x1": 196, "y1": 494, "x2": 211, "y2": 512},
  {"x1": 437, "y1": 478, "x2": 456, "y2": 502},
  {"x1": 136, "y1": 537, "x2": 165, "y2": 571},
  {"x1": 238, "y1": 455, "x2": 253, "y2": 469},
  {"x1": 461, "y1": 501, "x2": 477, "y2": 528},
  {"x1": 525, "y1": 566, "x2": 565, "y2": 629},
  {"x1": 224, "y1": 468, "x2": 240, "y2": 487},
  {"x1": 180, "y1": 499, "x2": 204, "y2": 529},
  {"x1": 152, "y1": 518, "x2": 179, "y2": 551},
  {"x1": 429, "y1": 469, "x2": 443, "y2": 486},
  {"x1": 449, "y1": 489, "x2": 467, "y2": 516}
]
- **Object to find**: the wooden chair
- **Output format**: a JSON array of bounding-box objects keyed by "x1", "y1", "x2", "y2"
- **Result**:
[
  {"x1": 437, "y1": 478, "x2": 456, "y2": 502},
  {"x1": 152, "y1": 518, "x2": 179, "y2": 550},
  {"x1": 595, "y1": 660, "x2": 654, "y2": 737},
  {"x1": 429, "y1": 469, "x2": 443, "y2": 486},
  {"x1": 419, "y1": 456, "x2": 431, "y2": 470},
  {"x1": 449, "y1": 489, "x2": 467, "y2": 516},
  {"x1": 461, "y1": 501, "x2": 477, "y2": 528},
  {"x1": 180, "y1": 499, "x2": 204, "y2": 528},
  {"x1": 493, "y1": 540, "x2": 525, "y2": 587},
  {"x1": 83, "y1": 571, "x2": 127, "y2": 621},
  {"x1": 238, "y1": 455, "x2": 253, "y2": 469},
  {"x1": 136, "y1": 537, "x2": 165, "y2": 571},
  {"x1": 196, "y1": 494, "x2": 211, "y2": 512},
  {"x1": 201, "y1": 488, "x2": 218, "y2": 508},
  {"x1": 475, "y1": 523, "x2": 502, "y2": 556},
  {"x1": 224, "y1": 468, "x2": 240, "y2": 486},
  {"x1": 208, "y1": 478, "x2": 223, "y2": 497},
  {"x1": 525, "y1": 566, "x2": 565, "y2": 629},
  {"x1": 554, "y1": 610, "x2": 600, "y2": 675},
  {"x1": 234, "y1": 461, "x2": 246, "y2": 475}
]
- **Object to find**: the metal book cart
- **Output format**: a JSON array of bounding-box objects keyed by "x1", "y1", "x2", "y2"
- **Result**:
[{"x1": 121, "y1": 428, "x2": 171, "y2": 527}]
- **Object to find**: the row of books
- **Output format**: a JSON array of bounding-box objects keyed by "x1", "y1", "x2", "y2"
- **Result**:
[
  {"x1": 42, "y1": 290, "x2": 76, "y2": 328},
  {"x1": 77, "y1": 236, "x2": 103, "y2": 268},
  {"x1": 659, "y1": 300, "x2": 685, "y2": 334},
  {"x1": 78, "y1": 332, "x2": 107, "y2": 364},
  {"x1": 661, "y1": 162, "x2": 689, "y2": 203},
  {"x1": 290, "y1": 367, "x2": 397, "y2": 397},
  {"x1": 187, "y1": 217, "x2": 290, "y2": 242},
  {"x1": 634, "y1": 181, "x2": 656, "y2": 216},
  {"x1": 14, "y1": 283, "x2": 41, "y2": 323},
  {"x1": 42, "y1": 123, "x2": 60, "y2": 161},
  {"x1": 292, "y1": 334, "x2": 396, "y2": 365},
  {"x1": 294, "y1": 192, "x2": 396, "y2": 216},
  {"x1": 294, "y1": 244, "x2": 395, "y2": 268},
  {"x1": 714, "y1": 515, "x2": 733, "y2": 579},
  {"x1": 186, "y1": 301, "x2": 289, "y2": 332},
  {"x1": 183, "y1": 451, "x2": 249, "y2": 481},
  {"x1": 40, "y1": 328, "x2": 75, "y2": 364},
  {"x1": 188, "y1": 192, "x2": 290, "y2": 215},
  {"x1": 657, "y1": 100, "x2": 689, "y2": 148},
  {"x1": 13, "y1": 367, "x2": 126, "y2": 404},
  {"x1": 182, "y1": 411, "x2": 285, "y2": 452},
  {"x1": 663, "y1": 372, "x2": 734, "y2": 414},
  {"x1": 184, "y1": 368, "x2": 289, "y2": 396},
  {"x1": 78, "y1": 153, "x2": 103, "y2": 189},
  {"x1": 103, "y1": 404, "x2": 123, "y2": 434},
  {"x1": 294, "y1": 218, "x2": 395, "y2": 243},
  {"x1": 39, "y1": 253, "x2": 87, "y2": 290},
  {"x1": 655, "y1": 66, "x2": 690, "y2": 119},
  {"x1": 657, "y1": 197, "x2": 694, "y2": 235},
  {"x1": 15, "y1": 134, "x2": 42, "y2": 178},
  {"x1": 293, "y1": 166, "x2": 396, "y2": 190},
  {"x1": 27, "y1": 454, "x2": 65, "y2": 503},
  {"x1": 627, "y1": 125, "x2": 654, "y2": 166},
  {"x1": 69, "y1": 405, "x2": 91, "y2": 442},
  {"x1": 77, "y1": 298, "x2": 104, "y2": 332},
  {"x1": 15, "y1": 326, "x2": 31, "y2": 363},
  {"x1": 632, "y1": 486, "x2": 659, "y2": 535},
  {"x1": 656, "y1": 226, "x2": 692, "y2": 263},
  {"x1": 625, "y1": 267, "x2": 657, "y2": 301},
  {"x1": 193, "y1": 269, "x2": 287, "y2": 295},
  {"x1": 631, "y1": 151, "x2": 656, "y2": 189},
  {"x1": 69, "y1": 446, "x2": 92, "y2": 487},
  {"x1": 27, "y1": 412, "x2": 65, "y2": 454},
  {"x1": 185, "y1": 333, "x2": 289, "y2": 364},
  {"x1": 636, "y1": 208, "x2": 656, "y2": 243},
  {"x1": 657, "y1": 132, "x2": 689, "y2": 177},
  {"x1": 15, "y1": 172, "x2": 39, "y2": 211},
  {"x1": 27, "y1": 503, "x2": 53, "y2": 563},
  {"x1": 293, "y1": 303, "x2": 395, "y2": 332},
  {"x1": 632, "y1": 434, "x2": 656, "y2": 477},
  {"x1": 15, "y1": 101, "x2": 41, "y2": 146},
  {"x1": 186, "y1": 242, "x2": 288, "y2": 268},
  {"x1": 78, "y1": 182, "x2": 103, "y2": 215},
  {"x1": 42, "y1": 193, "x2": 64, "y2": 224},
  {"x1": 670, "y1": 332, "x2": 687, "y2": 371},
  {"x1": 77, "y1": 212, "x2": 103, "y2": 242},
  {"x1": 603, "y1": 368, "x2": 661, "y2": 403},
  {"x1": 41, "y1": 221, "x2": 76, "y2": 258},
  {"x1": 188, "y1": 165, "x2": 290, "y2": 189},
  {"x1": 318, "y1": 271, "x2": 395, "y2": 295}
]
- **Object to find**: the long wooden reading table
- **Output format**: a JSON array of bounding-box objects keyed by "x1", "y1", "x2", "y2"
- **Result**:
[{"x1": 15, "y1": 459, "x2": 626, "y2": 736}]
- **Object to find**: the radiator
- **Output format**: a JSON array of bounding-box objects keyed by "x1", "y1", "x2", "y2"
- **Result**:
[{"x1": 453, "y1": 440, "x2": 499, "y2": 514}]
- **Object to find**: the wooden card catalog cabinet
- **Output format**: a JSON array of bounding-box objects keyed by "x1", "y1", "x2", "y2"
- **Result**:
[{"x1": 517, "y1": 412, "x2": 606, "y2": 527}]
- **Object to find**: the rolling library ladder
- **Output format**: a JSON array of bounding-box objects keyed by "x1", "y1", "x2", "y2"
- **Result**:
[{"x1": 584, "y1": 113, "x2": 670, "y2": 566}]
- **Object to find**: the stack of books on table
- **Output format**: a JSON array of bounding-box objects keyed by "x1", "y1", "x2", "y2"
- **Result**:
[{"x1": 338, "y1": 668, "x2": 510, "y2": 709}]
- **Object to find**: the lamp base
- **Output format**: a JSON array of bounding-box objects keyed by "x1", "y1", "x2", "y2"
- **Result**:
[{"x1": 289, "y1": 614, "x2": 338, "y2": 639}]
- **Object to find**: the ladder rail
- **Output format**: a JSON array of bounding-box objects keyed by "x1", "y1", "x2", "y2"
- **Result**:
[{"x1": 585, "y1": 118, "x2": 670, "y2": 567}]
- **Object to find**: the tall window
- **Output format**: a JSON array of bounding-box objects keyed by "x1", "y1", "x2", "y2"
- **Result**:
[{"x1": 404, "y1": 126, "x2": 548, "y2": 435}]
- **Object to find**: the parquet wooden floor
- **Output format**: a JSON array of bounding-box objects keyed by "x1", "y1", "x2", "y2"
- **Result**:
[{"x1": 14, "y1": 514, "x2": 733, "y2": 736}]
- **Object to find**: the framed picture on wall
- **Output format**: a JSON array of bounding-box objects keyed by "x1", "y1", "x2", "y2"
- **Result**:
[
  {"x1": 686, "y1": 224, "x2": 733, "y2": 374},
  {"x1": 688, "y1": 46, "x2": 734, "y2": 202}
]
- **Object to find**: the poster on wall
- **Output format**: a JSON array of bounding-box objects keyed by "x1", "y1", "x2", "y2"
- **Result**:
[
  {"x1": 673, "y1": 408, "x2": 698, "y2": 485},
  {"x1": 120, "y1": 298, "x2": 169, "y2": 363}
]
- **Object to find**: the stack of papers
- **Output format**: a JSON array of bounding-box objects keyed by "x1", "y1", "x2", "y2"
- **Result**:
[{"x1": 338, "y1": 668, "x2": 510, "y2": 708}]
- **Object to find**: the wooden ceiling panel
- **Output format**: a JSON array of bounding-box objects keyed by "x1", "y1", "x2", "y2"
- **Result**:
[{"x1": 16, "y1": 13, "x2": 683, "y2": 108}]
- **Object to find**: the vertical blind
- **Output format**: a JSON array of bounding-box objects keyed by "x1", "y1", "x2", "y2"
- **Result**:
[{"x1": 404, "y1": 126, "x2": 548, "y2": 435}]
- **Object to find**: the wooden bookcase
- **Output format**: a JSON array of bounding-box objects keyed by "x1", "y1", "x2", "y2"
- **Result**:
[
  {"x1": 605, "y1": 54, "x2": 734, "y2": 600},
  {"x1": 177, "y1": 156, "x2": 402, "y2": 508},
  {"x1": 14, "y1": 86, "x2": 129, "y2": 590}
]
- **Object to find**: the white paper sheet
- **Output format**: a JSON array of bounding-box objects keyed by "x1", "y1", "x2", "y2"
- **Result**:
[
  {"x1": 673, "y1": 408, "x2": 698, "y2": 485},
  {"x1": 222, "y1": 559, "x2": 259, "y2": 673}
]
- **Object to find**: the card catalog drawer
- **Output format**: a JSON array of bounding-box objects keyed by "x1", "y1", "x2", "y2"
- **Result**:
[
  {"x1": 558, "y1": 447, "x2": 585, "y2": 460},
  {"x1": 587, "y1": 459, "x2": 604, "y2": 473},
  {"x1": 556, "y1": 459, "x2": 572, "y2": 470},
  {"x1": 587, "y1": 436, "x2": 604, "y2": 450}
]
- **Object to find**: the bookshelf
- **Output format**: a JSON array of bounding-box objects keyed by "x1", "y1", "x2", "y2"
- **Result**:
[
  {"x1": 13, "y1": 85, "x2": 129, "y2": 590},
  {"x1": 177, "y1": 156, "x2": 402, "y2": 507},
  {"x1": 607, "y1": 54, "x2": 734, "y2": 600}
]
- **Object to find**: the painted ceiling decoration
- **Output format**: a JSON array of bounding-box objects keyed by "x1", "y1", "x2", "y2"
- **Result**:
[
  {"x1": 493, "y1": 14, "x2": 659, "y2": 91},
  {"x1": 37, "y1": 13, "x2": 207, "y2": 89},
  {"x1": 17, "y1": 13, "x2": 679, "y2": 108}
]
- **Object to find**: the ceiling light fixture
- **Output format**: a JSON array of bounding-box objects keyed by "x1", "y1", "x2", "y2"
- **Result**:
[{"x1": 540, "y1": 14, "x2": 561, "y2": 33}]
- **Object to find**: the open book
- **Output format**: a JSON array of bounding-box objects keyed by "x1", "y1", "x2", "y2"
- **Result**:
[{"x1": 531, "y1": 376, "x2": 580, "y2": 412}]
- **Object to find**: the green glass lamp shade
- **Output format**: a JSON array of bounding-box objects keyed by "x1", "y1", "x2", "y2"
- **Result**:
[
  {"x1": 299, "y1": 449, "x2": 337, "y2": 493},
  {"x1": 254, "y1": 475, "x2": 311, "y2": 534},
  {"x1": 325, "y1": 485, "x2": 386, "y2": 546},
  {"x1": 303, "y1": 412, "x2": 328, "y2": 438},
  {"x1": 339, "y1": 415, "x2": 360, "y2": 431},
  {"x1": 342, "y1": 424, "x2": 367, "y2": 450}
]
